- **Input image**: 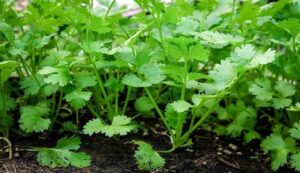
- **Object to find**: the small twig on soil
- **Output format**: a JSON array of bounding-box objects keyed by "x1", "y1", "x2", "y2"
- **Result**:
[
  {"x1": 0, "y1": 137, "x2": 13, "y2": 159},
  {"x1": 217, "y1": 156, "x2": 240, "y2": 170}
]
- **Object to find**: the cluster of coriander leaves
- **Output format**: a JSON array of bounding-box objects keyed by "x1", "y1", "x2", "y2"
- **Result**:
[{"x1": 1, "y1": 0, "x2": 300, "y2": 171}]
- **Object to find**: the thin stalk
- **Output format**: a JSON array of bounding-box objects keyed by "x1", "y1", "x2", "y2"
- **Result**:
[
  {"x1": 91, "y1": 60, "x2": 113, "y2": 115},
  {"x1": 75, "y1": 110, "x2": 79, "y2": 125},
  {"x1": 231, "y1": 0, "x2": 236, "y2": 21},
  {"x1": 31, "y1": 47, "x2": 36, "y2": 73},
  {"x1": 122, "y1": 86, "x2": 132, "y2": 114},
  {"x1": 144, "y1": 87, "x2": 175, "y2": 140},
  {"x1": 104, "y1": 0, "x2": 116, "y2": 18},
  {"x1": 0, "y1": 76, "x2": 8, "y2": 137},
  {"x1": 86, "y1": 103, "x2": 100, "y2": 119},
  {"x1": 0, "y1": 76, "x2": 6, "y2": 113},
  {"x1": 0, "y1": 137, "x2": 12, "y2": 159},
  {"x1": 158, "y1": 23, "x2": 167, "y2": 61},
  {"x1": 50, "y1": 92, "x2": 63, "y2": 130},
  {"x1": 92, "y1": 86, "x2": 103, "y2": 113},
  {"x1": 176, "y1": 99, "x2": 221, "y2": 147},
  {"x1": 86, "y1": 1, "x2": 113, "y2": 116},
  {"x1": 292, "y1": 37, "x2": 296, "y2": 53},
  {"x1": 17, "y1": 55, "x2": 31, "y2": 77},
  {"x1": 115, "y1": 70, "x2": 120, "y2": 115},
  {"x1": 175, "y1": 61, "x2": 188, "y2": 138}
]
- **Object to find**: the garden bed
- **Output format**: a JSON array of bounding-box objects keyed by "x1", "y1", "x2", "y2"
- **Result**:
[{"x1": 1, "y1": 128, "x2": 273, "y2": 173}]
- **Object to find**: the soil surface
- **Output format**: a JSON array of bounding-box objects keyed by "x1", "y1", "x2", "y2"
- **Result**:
[{"x1": 0, "y1": 126, "x2": 289, "y2": 173}]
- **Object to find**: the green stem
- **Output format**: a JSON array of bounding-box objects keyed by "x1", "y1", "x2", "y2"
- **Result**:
[
  {"x1": 91, "y1": 60, "x2": 113, "y2": 116},
  {"x1": 0, "y1": 75, "x2": 6, "y2": 113},
  {"x1": 122, "y1": 86, "x2": 132, "y2": 114},
  {"x1": 86, "y1": 1, "x2": 113, "y2": 116},
  {"x1": 144, "y1": 87, "x2": 175, "y2": 140},
  {"x1": 175, "y1": 61, "x2": 188, "y2": 139},
  {"x1": 31, "y1": 47, "x2": 36, "y2": 73},
  {"x1": 50, "y1": 92, "x2": 63, "y2": 130},
  {"x1": 104, "y1": 0, "x2": 117, "y2": 18},
  {"x1": 115, "y1": 70, "x2": 120, "y2": 115},
  {"x1": 292, "y1": 36, "x2": 296, "y2": 53},
  {"x1": 158, "y1": 23, "x2": 167, "y2": 62},
  {"x1": 176, "y1": 99, "x2": 221, "y2": 148},
  {"x1": 231, "y1": 0, "x2": 236, "y2": 21}
]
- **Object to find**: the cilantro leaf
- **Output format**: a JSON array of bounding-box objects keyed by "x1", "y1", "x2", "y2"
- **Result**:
[
  {"x1": 274, "y1": 80, "x2": 296, "y2": 97},
  {"x1": 261, "y1": 134, "x2": 297, "y2": 170},
  {"x1": 134, "y1": 96, "x2": 154, "y2": 113},
  {"x1": 175, "y1": 18, "x2": 199, "y2": 35},
  {"x1": 83, "y1": 118, "x2": 103, "y2": 136},
  {"x1": 74, "y1": 73, "x2": 97, "y2": 89},
  {"x1": 0, "y1": 61, "x2": 19, "y2": 84},
  {"x1": 122, "y1": 63, "x2": 165, "y2": 87},
  {"x1": 189, "y1": 44, "x2": 209, "y2": 62},
  {"x1": 83, "y1": 115, "x2": 136, "y2": 137},
  {"x1": 19, "y1": 102, "x2": 51, "y2": 133},
  {"x1": 272, "y1": 98, "x2": 292, "y2": 109},
  {"x1": 249, "y1": 78, "x2": 274, "y2": 101},
  {"x1": 20, "y1": 74, "x2": 45, "y2": 96},
  {"x1": 133, "y1": 141, "x2": 165, "y2": 171},
  {"x1": 229, "y1": 44, "x2": 276, "y2": 69},
  {"x1": 278, "y1": 18, "x2": 300, "y2": 37},
  {"x1": 39, "y1": 67, "x2": 71, "y2": 86},
  {"x1": 289, "y1": 121, "x2": 300, "y2": 140},
  {"x1": 35, "y1": 136, "x2": 91, "y2": 168},
  {"x1": 65, "y1": 90, "x2": 92, "y2": 110},
  {"x1": 291, "y1": 154, "x2": 300, "y2": 171},
  {"x1": 198, "y1": 31, "x2": 244, "y2": 48},
  {"x1": 170, "y1": 100, "x2": 192, "y2": 113},
  {"x1": 250, "y1": 49, "x2": 276, "y2": 66},
  {"x1": 201, "y1": 60, "x2": 237, "y2": 94}
]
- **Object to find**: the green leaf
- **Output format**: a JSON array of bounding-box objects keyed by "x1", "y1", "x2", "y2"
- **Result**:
[
  {"x1": 0, "y1": 61, "x2": 18, "y2": 84},
  {"x1": 291, "y1": 154, "x2": 300, "y2": 171},
  {"x1": 122, "y1": 74, "x2": 151, "y2": 87},
  {"x1": 250, "y1": 49, "x2": 276, "y2": 67},
  {"x1": 83, "y1": 118, "x2": 103, "y2": 136},
  {"x1": 289, "y1": 121, "x2": 300, "y2": 140},
  {"x1": 134, "y1": 96, "x2": 154, "y2": 113},
  {"x1": 272, "y1": 98, "x2": 292, "y2": 109},
  {"x1": 56, "y1": 136, "x2": 81, "y2": 150},
  {"x1": 0, "y1": 21, "x2": 14, "y2": 43},
  {"x1": 170, "y1": 100, "x2": 192, "y2": 113},
  {"x1": 39, "y1": 67, "x2": 71, "y2": 86},
  {"x1": 20, "y1": 74, "x2": 45, "y2": 96},
  {"x1": 83, "y1": 115, "x2": 136, "y2": 137},
  {"x1": 0, "y1": 93, "x2": 16, "y2": 111},
  {"x1": 201, "y1": 60, "x2": 237, "y2": 94},
  {"x1": 229, "y1": 44, "x2": 276, "y2": 69},
  {"x1": 19, "y1": 102, "x2": 51, "y2": 133},
  {"x1": 133, "y1": 141, "x2": 165, "y2": 171},
  {"x1": 74, "y1": 73, "x2": 97, "y2": 89},
  {"x1": 278, "y1": 18, "x2": 300, "y2": 37},
  {"x1": 249, "y1": 78, "x2": 274, "y2": 101},
  {"x1": 122, "y1": 63, "x2": 165, "y2": 87},
  {"x1": 189, "y1": 44, "x2": 209, "y2": 61},
  {"x1": 175, "y1": 18, "x2": 199, "y2": 35},
  {"x1": 231, "y1": 1, "x2": 260, "y2": 26},
  {"x1": 261, "y1": 134, "x2": 296, "y2": 170},
  {"x1": 60, "y1": 121, "x2": 78, "y2": 133},
  {"x1": 65, "y1": 90, "x2": 92, "y2": 110},
  {"x1": 274, "y1": 80, "x2": 296, "y2": 98},
  {"x1": 198, "y1": 31, "x2": 244, "y2": 48},
  {"x1": 35, "y1": 136, "x2": 91, "y2": 168}
]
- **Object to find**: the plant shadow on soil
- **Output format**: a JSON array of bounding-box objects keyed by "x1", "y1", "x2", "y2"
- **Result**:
[{"x1": 0, "y1": 119, "x2": 294, "y2": 173}]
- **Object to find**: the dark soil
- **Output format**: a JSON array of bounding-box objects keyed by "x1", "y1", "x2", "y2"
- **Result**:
[{"x1": 0, "y1": 122, "x2": 293, "y2": 173}]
